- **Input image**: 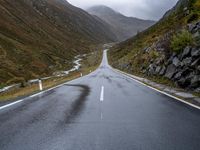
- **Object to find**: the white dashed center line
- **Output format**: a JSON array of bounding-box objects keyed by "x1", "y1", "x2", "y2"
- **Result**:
[{"x1": 100, "y1": 86, "x2": 104, "y2": 102}]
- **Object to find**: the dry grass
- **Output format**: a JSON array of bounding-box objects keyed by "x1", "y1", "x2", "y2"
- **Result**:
[
  {"x1": 0, "y1": 72, "x2": 79, "y2": 101},
  {"x1": 0, "y1": 0, "x2": 116, "y2": 84},
  {"x1": 193, "y1": 92, "x2": 200, "y2": 98},
  {"x1": 108, "y1": 0, "x2": 200, "y2": 93},
  {"x1": 0, "y1": 50, "x2": 102, "y2": 102}
]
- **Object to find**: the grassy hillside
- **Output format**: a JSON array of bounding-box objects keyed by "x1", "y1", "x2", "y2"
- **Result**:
[
  {"x1": 0, "y1": 0, "x2": 117, "y2": 85},
  {"x1": 108, "y1": 0, "x2": 200, "y2": 90}
]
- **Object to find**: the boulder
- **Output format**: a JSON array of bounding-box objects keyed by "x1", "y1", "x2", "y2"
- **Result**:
[
  {"x1": 193, "y1": 31, "x2": 200, "y2": 39},
  {"x1": 155, "y1": 58, "x2": 163, "y2": 65},
  {"x1": 195, "y1": 88, "x2": 200, "y2": 93},
  {"x1": 190, "y1": 75, "x2": 200, "y2": 88},
  {"x1": 148, "y1": 64, "x2": 156, "y2": 75},
  {"x1": 181, "y1": 67, "x2": 192, "y2": 77},
  {"x1": 166, "y1": 55, "x2": 173, "y2": 65},
  {"x1": 155, "y1": 66, "x2": 162, "y2": 74},
  {"x1": 172, "y1": 57, "x2": 181, "y2": 67},
  {"x1": 191, "y1": 48, "x2": 200, "y2": 58},
  {"x1": 181, "y1": 46, "x2": 191, "y2": 60},
  {"x1": 173, "y1": 67, "x2": 192, "y2": 81},
  {"x1": 181, "y1": 57, "x2": 192, "y2": 66},
  {"x1": 174, "y1": 71, "x2": 183, "y2": 80},
  {"x1": 188, "y1": 21, "x2": 200, "y2": 33},
  {"x1": 159, "y1": 66, "x2": 166, "y2": 76},
  {"x1": 191, "y1": 58, "x2": 200, "y2": 68},
  {"x1": 177, "y1": 76, "x2": 192, "y2": 88},
  {"x1": 193, "y1": 21, "x2": 200, "y2": 33},
  {"x1": 197, "y1": 21, "x2": 200, "y2": 28},
  {"x1": 197, "y1": 65, "x2": 200, "y2": 71},
  {"x1": 193, "y1": 27, "x2": 199, "y2": 33},
  {"x1": 188, "y1": 24, "x2": 196, "y2": 32},
  {"x1": 165, "y1": 64, "x2": 177, "y2": 79}
]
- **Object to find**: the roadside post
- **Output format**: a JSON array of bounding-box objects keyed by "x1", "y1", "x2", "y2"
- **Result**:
[
  {"x1": 80, "y1": 73, "x2": 83, "y2": 77},
  {"x1": 39, "y1": 79, "x2": 43, "y2": 91}
]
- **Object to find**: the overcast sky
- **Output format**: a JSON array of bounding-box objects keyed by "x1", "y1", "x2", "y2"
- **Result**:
[{"x1": 67, "y1": 0, "x2": 179, "y2": 21}]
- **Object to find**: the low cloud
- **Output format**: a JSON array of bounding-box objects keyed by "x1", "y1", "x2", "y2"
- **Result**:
[{"x1": 68, "y1": 0, "x2": 179, "y2": 20}]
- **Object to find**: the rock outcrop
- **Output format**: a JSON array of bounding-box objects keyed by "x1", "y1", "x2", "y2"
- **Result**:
[
  {"x1": 108, "y1": 0, "x2": 200, "y2": 93},
  {"x1": 145, "y1": 21, "x2": 200, "y2": 91}
]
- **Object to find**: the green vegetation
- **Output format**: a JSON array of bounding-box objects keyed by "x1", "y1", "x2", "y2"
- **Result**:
[
  {"x1": 108, "y1": 0, "x2": 200, "y2": 93},
  {"x1": 187, "y1": 0, "x2": 200, "y2": 23},
  {"x1": 193, "y1": 92, "x2": 200, "y2": 98},
  {"x1": 170, "y1": 30, "x2": 194, "y2": 53},
  {"x1": 109, "y1": 0, "x2": 200, "y2": 73},
  {"x1": 0, "y1": 84, "x2": 5, "y2": 89},
  {"x1": 193, "y1": 0, "x2": 200, "y2": 14},
  {"x1": 81, "y1": 49, "x2": 103, "y2": 69},
  {"x1": 146, "y1": 75, "x2": 177, "y2": 87},
  {"x1": 0, "y1": 50, "x2": 103, "y2": 101},
  {"x1": 0, "y1": 73, "x2": 81, "y2": 101},
  {"x1": 149, "y1": 50, "x2": 159, "y2": 59},
  {"x1": 0, "y1": 0, "x2": 116, "y2": 85}
]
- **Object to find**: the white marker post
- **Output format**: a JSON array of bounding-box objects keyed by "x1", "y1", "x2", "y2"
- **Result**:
[
  {"x1": 80, "y1": 73, "x2": 83, "y2": 77},
  {"x1": 39, "y1": 80, "x2": 43, "y2": 91}
]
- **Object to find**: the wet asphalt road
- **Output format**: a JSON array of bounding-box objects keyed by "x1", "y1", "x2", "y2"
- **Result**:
[{"x1": 0, "y1": 50, "x2": 200, "y2": 150}]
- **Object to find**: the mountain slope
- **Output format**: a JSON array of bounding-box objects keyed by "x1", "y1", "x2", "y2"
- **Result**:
[
  {"x1": 87, "y1": 5, "x2": 155, "y2": 41},
  {"x1": 0, "y1": 0, "x2": 117, "y2": 84},
  {"x1": 109, "y1": 0, "x2": 200, "y2": 91}
]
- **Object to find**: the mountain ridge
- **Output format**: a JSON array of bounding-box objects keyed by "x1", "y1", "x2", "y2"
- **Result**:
[
  {"x1": 0, "y1": 0, "x2": 117, "y2": 84},
  {"x1": 87, "y1": 5, "x2": 155, "y2": 41},
  {"x1": 108, "y1": 0, "x2": 200, "y2": 91}
]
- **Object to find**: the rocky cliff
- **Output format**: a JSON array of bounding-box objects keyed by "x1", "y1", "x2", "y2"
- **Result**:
[
  {"x1": 109, "y1": 0, "x2": 200, "y2": 92},
  {"x1": 145, "y1": 21, "x2": 200, "y2": 91}
]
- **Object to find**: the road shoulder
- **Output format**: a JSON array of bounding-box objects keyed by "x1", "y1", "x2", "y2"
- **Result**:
[{"x1": 112, "y1": 68, "x2": 200, "y2": 110}]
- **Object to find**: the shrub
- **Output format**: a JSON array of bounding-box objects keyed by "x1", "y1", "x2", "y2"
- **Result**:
[
  {"x1": 170, "y1": 30, "x2": 194, "y2": 53},
  {"x1": 194, "y1": 0, "x2": 200, "y2": 9},
  {"x1": 187, "y1": 13, "x2": 199, "y2": 23},
  {"x1": 149, "y1": 50, "x2": 159, "y2": 59},
  {"x1": 0, "y1": 84, "x2": 5, "y2": 89}
]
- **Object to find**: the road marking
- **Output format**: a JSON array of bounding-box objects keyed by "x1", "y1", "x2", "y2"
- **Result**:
[
  {"x1": 113, "y1": 69, "x2": 200, "y2": 110},
  {"x1": 101, "y1": 112, "x2": 103, "y2": 120},
  {"x1": 100, "y1": 86, "x2": 104, "y2": 102},
  {"x1": 0, "y1": 72, "x2": 95, "y2": 111},
  {"x1": 0, "y1": 52, "x2": 100, "y2": 112},
  {"x1": 29, "y1": 92, "x2": 44, "y2": 98},
  {"x1": 0, "y1": 100, "x2": 23, "y2": 110}
]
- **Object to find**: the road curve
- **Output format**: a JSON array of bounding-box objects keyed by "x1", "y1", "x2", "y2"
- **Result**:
[{"x1": 0, "y1": 50, "x2": 200, "y2": 150}]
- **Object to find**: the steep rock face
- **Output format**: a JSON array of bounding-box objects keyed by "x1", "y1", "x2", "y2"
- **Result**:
[
  {"x1": 87, "y1": 5, "x2": 155, "y2": 41},
  {"x1": 163, "y1": 0, "x2": 190, "y2": 18},
  {"x1": 142, "y1": 21, "x2": 200, "y2": 91},
  {"x1": 109, "y1": 0, "x2": 200, "y2": 91},
  {"x1": 0, "y1": 0, "x2": 117, "y2": 84}
]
